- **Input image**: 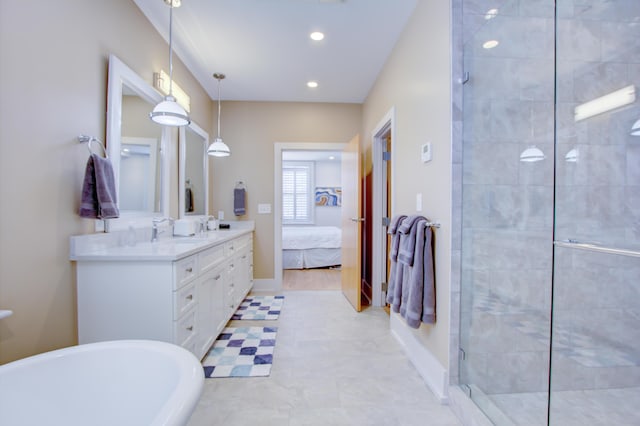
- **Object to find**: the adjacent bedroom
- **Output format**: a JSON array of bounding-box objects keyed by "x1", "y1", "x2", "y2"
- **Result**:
[{"x1": 281, "y1": 150, "x2": 342, "y2": 291}]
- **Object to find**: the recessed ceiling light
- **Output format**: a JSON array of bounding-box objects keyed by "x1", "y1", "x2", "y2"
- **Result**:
[
  {"x1": 310, "y1": 31, "x2": 325, "y2": 41},
  {"x1": 329, "y1": 155, "x2": 335, "y2": 160},
  {"x1": 307, "y1": 81, "x2": 319, "y2": 88},
  {"x1": 483, "y1": 40, "x2": 499, "y2": 49}
]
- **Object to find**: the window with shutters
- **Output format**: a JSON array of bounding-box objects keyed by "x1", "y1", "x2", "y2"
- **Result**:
[{"x1": 282, "y1": 162, "x2": 314, "y2": 224}]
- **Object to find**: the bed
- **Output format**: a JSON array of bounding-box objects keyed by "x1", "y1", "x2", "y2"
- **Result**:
[{"x1": 282, "y1": 226, "x2": 342, "y2": 269}]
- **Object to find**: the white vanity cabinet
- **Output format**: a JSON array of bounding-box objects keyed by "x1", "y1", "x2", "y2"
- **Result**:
[
  {"x1": 225, "y1": 233, "x2": 254, "y2": 317},
  {"x1": 74, "y1": 231, "x2": 253, "y2": 361}
]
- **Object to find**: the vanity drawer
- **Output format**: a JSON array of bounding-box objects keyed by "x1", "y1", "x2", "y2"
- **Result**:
[
  {"x1": 235, "y1": 234, "x2": 252, "y2": 250},
  {"x1": 175, "y1": 256, "x2": 198, "y2": 289},
  {"x1": 176, "y1": 308, "x2": 197, "y2": 346},
  {"x1": 224, "y1": 240, "x2": 236, "y2": 257},
  {"x1": 199, "y1": 243, "x2": 225, "y2": 273},
  {"x1": 174, "y1": 280, "x2": 197, "y2": 319}
]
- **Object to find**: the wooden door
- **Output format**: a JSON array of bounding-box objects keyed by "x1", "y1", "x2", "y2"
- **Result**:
[
  {"x1": 385, "y1": 134, "x2": 393, "y2": 288},
  {"x1": 341, "y1": 135, "x2": 362, "y2": 312}
]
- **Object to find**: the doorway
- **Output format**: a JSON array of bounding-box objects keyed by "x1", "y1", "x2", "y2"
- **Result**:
[
  {"x1": 370, "y1": 108, "x2": 395, "y2": 307},
  {"x1": 273, "y1": 143, "x2": 347, "y2": 291},
  {"x1": 281, "y1": 148, "x2": 343, "y2": 291}
]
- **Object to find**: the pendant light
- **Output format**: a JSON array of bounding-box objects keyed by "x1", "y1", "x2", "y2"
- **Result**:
[
  {"x1": 150, "y1": 0, "x2": 190, "y2": 127},
  {"x1": 208, "y1": 73, "x2": 231, "y2": 157},
  {"x1": 631, "y1": 118, "x2": 640, "y2": 136},
  {"x1": 519, "y1": 145, "x2": 545, "y2": 162}
]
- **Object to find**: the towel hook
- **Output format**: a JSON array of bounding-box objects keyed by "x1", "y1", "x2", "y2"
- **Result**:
[{"x1": 78, "y1": 135, "x2": 107, "y2": 158}]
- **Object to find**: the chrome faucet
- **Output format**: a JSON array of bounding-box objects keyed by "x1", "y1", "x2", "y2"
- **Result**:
[{"x1": 151, "y1": 217, "x2": 174, "y2": 242}]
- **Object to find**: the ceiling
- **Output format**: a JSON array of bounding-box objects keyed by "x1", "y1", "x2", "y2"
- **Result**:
[{"x1": 133, "y1": 0, "x2": 418, "y2": 103}]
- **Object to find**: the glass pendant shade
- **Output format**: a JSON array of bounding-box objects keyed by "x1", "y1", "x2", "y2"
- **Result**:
[
  {"x1": 519, "y1": 146, "x2": 545, "y2": 162},
  {"x1": 565, "y1": 147, "x2": 579, "y2": 163},
  {"x1": 150, "y1": 95, "x2": 190, "y2": 126},
  {"x1": 631, "y1": 119, "x2": 640, "y2": 136},
  {"x1": 207, "y1": 137, "x2": 231, "y2": 157}
]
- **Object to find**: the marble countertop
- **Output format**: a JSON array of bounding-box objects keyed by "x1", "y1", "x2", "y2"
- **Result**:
[{"x1": 70, "y1": 221, "x2": 254, "y2": 262}]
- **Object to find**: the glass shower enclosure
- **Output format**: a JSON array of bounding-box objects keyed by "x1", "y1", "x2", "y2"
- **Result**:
[{"x1": 458, "y1": 0, "x2": 640, "y2": 424}]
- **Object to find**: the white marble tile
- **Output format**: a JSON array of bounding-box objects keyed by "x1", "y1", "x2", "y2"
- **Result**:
[{"x1": 187, "y1": 290, "x2": 461, "y2": 426}]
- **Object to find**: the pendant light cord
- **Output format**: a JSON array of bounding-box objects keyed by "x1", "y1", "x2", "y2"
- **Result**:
[
  {"x1": 168, "y1": 5, "x2": 174, "y2": 97},
  {"x1": 217, "y1": 78, "x2": 222, "y2": 139}
]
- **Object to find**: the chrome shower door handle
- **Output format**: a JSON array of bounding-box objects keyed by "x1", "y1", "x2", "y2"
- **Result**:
[{"x1": 350, "y1": 217, "x2": 365, "y2": 222}]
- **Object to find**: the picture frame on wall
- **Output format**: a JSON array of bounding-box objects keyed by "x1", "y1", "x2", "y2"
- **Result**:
[{"x1": 315, "y1": 187, "x2": 342, "y2": 206}]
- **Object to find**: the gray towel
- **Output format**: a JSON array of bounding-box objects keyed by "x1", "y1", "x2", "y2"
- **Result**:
[
  {"x1": 398, "y1": 215, "x2": 426, "y2": 266},
  {"x1": 234, "y1": 188, "x2": 246, "y2": 216},
  {"x1": 388, "y1": 215, "x2": 407, "y2": 262},
  {"x1": 399, "y1": 219, "x2": 436, "y2": 328},
  {"x1": 79, "y1": 154, "x2": 119, "y2": 219},
  {"x1": 387, "y1": 215, "x2": 407, "y2": 309}
]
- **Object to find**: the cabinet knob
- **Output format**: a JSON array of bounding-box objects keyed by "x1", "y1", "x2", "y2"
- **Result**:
[
  {"x1": 186, "y1": 294, "x2": 193, "y2": 300},
  {"x1": 186, "y1": 267, "x2": 193, "y2": 273},
  {"x1": 186, "y1": 325, "x2": 193, "y2": 331},
  {"x1": 214, "y1": 274, "x2": 221, "y2": 280}
]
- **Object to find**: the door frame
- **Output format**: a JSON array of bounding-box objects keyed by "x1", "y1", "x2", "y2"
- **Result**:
[
  {"x1": 372, "y1": 107, "x2": 396, "y2": 307},
  {"x1": 273, "y1": 142, "x2": 347, "y2": 290}
]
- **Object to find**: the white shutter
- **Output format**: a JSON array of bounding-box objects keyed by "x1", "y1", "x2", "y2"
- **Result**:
[{"x1": 282, "y1": 162, "x2": 314, "y2": 224}]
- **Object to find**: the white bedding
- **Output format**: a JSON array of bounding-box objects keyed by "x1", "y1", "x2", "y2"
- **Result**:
[
  {"x1": 282, "y1": 226, "x2": 342, "y2": 250},
  {"x1": 282, "y1": 226, "x2": 342, "y2": 269}
]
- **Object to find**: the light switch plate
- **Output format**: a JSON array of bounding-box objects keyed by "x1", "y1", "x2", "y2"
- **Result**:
[
  {"x1": 258, "y1": 203, "x2": 272, "y2": 214},
  {"x1": 416, "y1": 193, "x2": 423, "y2": 212},
  {"x1": 421, "y1": 142, "x2": 432, "y2": 163}
]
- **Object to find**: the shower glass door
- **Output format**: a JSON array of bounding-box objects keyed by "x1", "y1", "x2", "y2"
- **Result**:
[
  {"x1": 459, "y1": 1, "x2": 556, "y2": 424},
  {"x1": 550, "y1": 1, "x2": 640, "y2": 424},
  {"x1": 459, "y1": 0, "x2": 640, "y2": 424}
]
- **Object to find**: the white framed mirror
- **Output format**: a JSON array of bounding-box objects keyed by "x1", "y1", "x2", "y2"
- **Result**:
[
  {"x1": 179, "y1": 121, "x2": 209, "y2": 218},
  {"x1": 106, "y1": 54, "x2": 171, "y2": 229}
]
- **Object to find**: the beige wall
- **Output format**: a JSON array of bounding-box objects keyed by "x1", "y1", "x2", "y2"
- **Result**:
[
  {"x1": 209, "y1": 101, "x2": 362, "y2": 279},
  {"x1": 0, "y1": 0, "x2": 453, "y2": 373},
  {"x1": 0, "y1": 0, "x2": 212, "y2": 363},
  {"x1": 362, "y1": 1, "x2": 452, "y2": 368}
]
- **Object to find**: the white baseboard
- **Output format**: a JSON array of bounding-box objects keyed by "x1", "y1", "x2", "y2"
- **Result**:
[
  {"x1": 251, "y1": 278, "x2": 280, "y2": 293},
  {"x1": 390, "y1": 313, "x2": 449, "y2": 403}
]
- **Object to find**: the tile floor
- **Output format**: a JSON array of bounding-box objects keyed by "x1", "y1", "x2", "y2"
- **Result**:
[{"x1": 188, "y1": 290, "x2": 462, "y2": 426}]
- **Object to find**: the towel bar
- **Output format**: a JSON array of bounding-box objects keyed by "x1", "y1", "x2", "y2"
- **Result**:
[{"x1": 78, "y1": 135, "x2": 107, "y2": 158}]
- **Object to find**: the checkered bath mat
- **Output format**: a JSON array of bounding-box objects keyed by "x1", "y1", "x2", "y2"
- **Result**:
[
  {"x1": 231, "y1": 295, "x2": 285, "y2": 320},
  {"x1": 202, "y1": 326, "x2": 278, "y2": 378}
]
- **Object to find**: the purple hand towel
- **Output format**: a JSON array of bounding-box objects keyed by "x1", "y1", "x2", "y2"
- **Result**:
[
  {"x1": 398, "y1": 219, "x2": 436, "y2": 328},
  {"x1": 388, "y1": 215, "x2": 407, "y2": 262},
  {"x1": 79, "y1": 154, "x2": 119, "y2": 219},
  {"x1": 234, "y1": 188, "x2": 246, "y2": 216},
  {"x1": 386, "y1": 215, "x2": 407, "y2": 309},
  {"x1": 398, "y1": 215, "x2": 426, "y2": 266}
]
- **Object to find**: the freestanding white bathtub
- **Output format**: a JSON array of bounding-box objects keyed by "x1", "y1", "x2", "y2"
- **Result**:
[{"x1": 0, "y1": 340, "x2": 204, "y2": 426}]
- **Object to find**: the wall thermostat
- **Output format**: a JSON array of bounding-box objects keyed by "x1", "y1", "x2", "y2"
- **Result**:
[{"x1": 421, "y1": 142, "x2": 432, "y2": 163}]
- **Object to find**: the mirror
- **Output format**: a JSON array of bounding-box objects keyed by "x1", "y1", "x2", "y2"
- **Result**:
[
  {"x1": 106, "y1": 54, "x2": 170, "y2": 228},
  {"x1": 179, "y1": 122, "x2": 209, "y2": 217}
]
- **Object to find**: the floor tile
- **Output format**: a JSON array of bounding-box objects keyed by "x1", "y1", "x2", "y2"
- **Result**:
[{"x1": 188, "y1": 290, "x2": 461, "y2": 426}]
